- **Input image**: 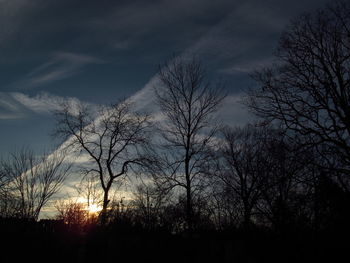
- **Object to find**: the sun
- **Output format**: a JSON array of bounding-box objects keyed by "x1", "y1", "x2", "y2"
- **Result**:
[
  {"x1": 76, "y1": 197, "x2": 102, "y2": 214},
  {"x1": 87, "y1": 203, "x2": 102, "y2": 214}
]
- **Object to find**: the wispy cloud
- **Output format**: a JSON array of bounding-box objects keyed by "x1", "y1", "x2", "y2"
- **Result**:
[
  {"x1": 0, "y1": 112, "x2": 24, "y2": 120},
  {"x1": 126, "y1": 76, "x2": 161, "y2": 113},
  {"x1": 0, "y1": 91, "x2": 95, "y2": 119},
  {"x1": 114, "y1": 40, "x2": 133, "y2": 50},
  {"x1": 215, "y1": 93, "x2": 254, "y2": 126},
  {"x1": 0, "y1": 92, "x2": 25, "y2": 119},
  {"x1": 10, "y1": 52, "x2": 105, "y2": 90},
  {"x1": 218, "y1": 56, "x2": 276, "y2": 75},
  {"x1": 11, "y1": 92, "x2": 79, "y2": 114}
]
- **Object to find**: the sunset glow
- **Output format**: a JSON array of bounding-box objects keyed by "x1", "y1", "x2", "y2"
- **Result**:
[
  {"x1": 76, "y1": 197, "x2": 102, "y2": 214},
  {"x1": 87, "y1": 204, "x2": 102, "y2": 214}
]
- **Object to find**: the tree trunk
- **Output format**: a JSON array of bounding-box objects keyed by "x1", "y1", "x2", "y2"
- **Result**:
[
  {"x1": 100, "y1": 186, "x2": 111, "y2": 225},
  {"x1": 243, "y1": 203, "x2": 251, "y2": 230},
  {"x1": 186, "y1": 183, "x2": 193, "y2": 233}
]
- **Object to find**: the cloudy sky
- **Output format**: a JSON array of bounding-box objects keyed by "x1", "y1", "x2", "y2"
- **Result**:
[{"x1": 0, "y1": 0, "x2": 329, "y2": 155}]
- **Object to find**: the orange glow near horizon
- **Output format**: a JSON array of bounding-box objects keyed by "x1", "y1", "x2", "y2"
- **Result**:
[
  {"x1": 76, "y1": 197, "x2": 102, "y2": 214},
  {"x1": 87, "y1": 204, "x2": 102, "y2": 214}
]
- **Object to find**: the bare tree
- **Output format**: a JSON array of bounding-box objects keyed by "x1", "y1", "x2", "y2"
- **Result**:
[
  {"x1": 0, "y1": 163, "x2": 12, "y2": 216},
  {"x1": 1, "y1": 148, "x2": 70, "y2": 220},
  {"x1": 256, "y1": 130, "x2": 313, "y2": 231},
  {"x1": 207, "y1": 182, "x2": 242, "y2": 229},
  {"x1": 0, "y1": 166, "x2": 8, "y2": 189},
  {"x1": 55, "y1": 199, "x2": 90, "y2": 228},
  {"x1": 54, "y1": 101, "x2": 151, "y2": 223},
  {"x1": 218, "y1": 124, "x2": 273, "y2": 228},
  {"x1": 246, "y1": 0, "x2": 350, "y2": 183},
  {"x1": 153, "y1": 56, "x2": 225, "y2": 231},
  {"x1": 75, "y1": 175, "x2": 103, "y2": 208},
  {"x1": 131, "y1": 181, "x2": 171, "y2": 230}
]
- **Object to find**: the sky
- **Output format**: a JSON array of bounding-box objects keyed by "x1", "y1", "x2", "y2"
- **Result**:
[
  {"x1": 0, "y1": 0, "x2": 332, "y2": 216},
  {"x1": 0, "y1": 0, "x2": 330, "y2": 155}
]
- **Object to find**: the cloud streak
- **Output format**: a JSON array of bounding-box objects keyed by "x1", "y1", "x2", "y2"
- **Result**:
[
  {"x1": 0, "y1": 91, "x2": 95, "y2": 119},
  {"x1": 9, "y1": 52, "x2": 105, "y2": 90}
]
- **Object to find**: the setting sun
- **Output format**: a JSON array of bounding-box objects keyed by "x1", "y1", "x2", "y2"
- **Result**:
[
  {"x1": 87, "y1": 204, "x2": 102, "y2": 214},
  {"x1": 76, "y1": 197, "x2": 102, "y2": 214}
]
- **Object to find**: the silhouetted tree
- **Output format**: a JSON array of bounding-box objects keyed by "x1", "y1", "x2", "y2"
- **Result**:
[
  {"x1": 0, "y1": 164, "x2": 13, "y2": 216},
  {"x1": 0, "y1": 148, "x2": 70, "y2": 220},
  {"x1": 204, "y1": 179, "x2": 241, "y2": 229},
  {"x1": 312, "y1": 171, "x2": 350, "y2": 232},
  {"x1": 256, "y1": 131, "x2": 313, "y2": 232},
  {"x1": 55, "y1": 199, "x2": 90, "y2": 229},
  {"x1": 75, "y1": 175, "x2": 103, "y2": 208},
  {"x1": 0, "y1": 166, "x2": 8, "y2": 189},
  {"x1": 54, "y1": 101, "x2": 151, "y2": 224},
  {"x1": 218, "y1": 124, "x2": 272, "y2": 228},
  {"x1": 246, "y1": 0, "x2": 350, "y2": 185},
  {"x1": 153, "y1": 56, "x2": 225, "y2": 232},
  {"x1": 131, "y1": 182, "x2": 170, "y2": 230}
]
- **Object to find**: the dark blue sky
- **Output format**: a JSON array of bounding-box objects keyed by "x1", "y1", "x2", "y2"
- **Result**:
[{"x1": 0, "y1": 0, "x2": 329, "y2": 155}]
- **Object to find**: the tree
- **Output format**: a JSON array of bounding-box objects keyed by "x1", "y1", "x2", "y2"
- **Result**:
[
  {"x1": 153, "y1": 56, "x2": 225, "y2": 232},
  {"x1": 0, "y1": 148, "x2": 70, "y2": 220},
  {"x1": 0, "y1": 163, "x2": 12, "y2": 216},
  {"x1": 246, "y1": 0, "x2": 350, "y2": 184},
  {"x1": 55, "y1": 199, "x2": 90, "y2": 228},
  {"x1": 218, "y1": 124, "x2": 272, "y2": 228},
  {"x1": 0, "y1": 165, "x2": 8, "y2": 190},
  {"x1": 131, "y1": 181, "x2": 171, "y2": 230},
  {"x1": 54, "y1": 101, "x2": 151, "y2": 223},
  {"x1": 256, "y1": 130, "x2": 312, "y2": 232},
  {"x1": 75, "y1": 175, "x2": 103, "y2": 208}
]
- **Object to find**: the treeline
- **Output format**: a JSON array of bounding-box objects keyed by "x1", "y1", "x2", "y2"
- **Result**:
[{"x1": 52, "y1": 123, "x2": 350, "y2": 236}]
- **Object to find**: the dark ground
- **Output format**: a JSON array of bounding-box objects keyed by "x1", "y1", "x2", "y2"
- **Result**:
[{"x1": 0, "y1": 218, "x2": 347, "y2": 263}]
